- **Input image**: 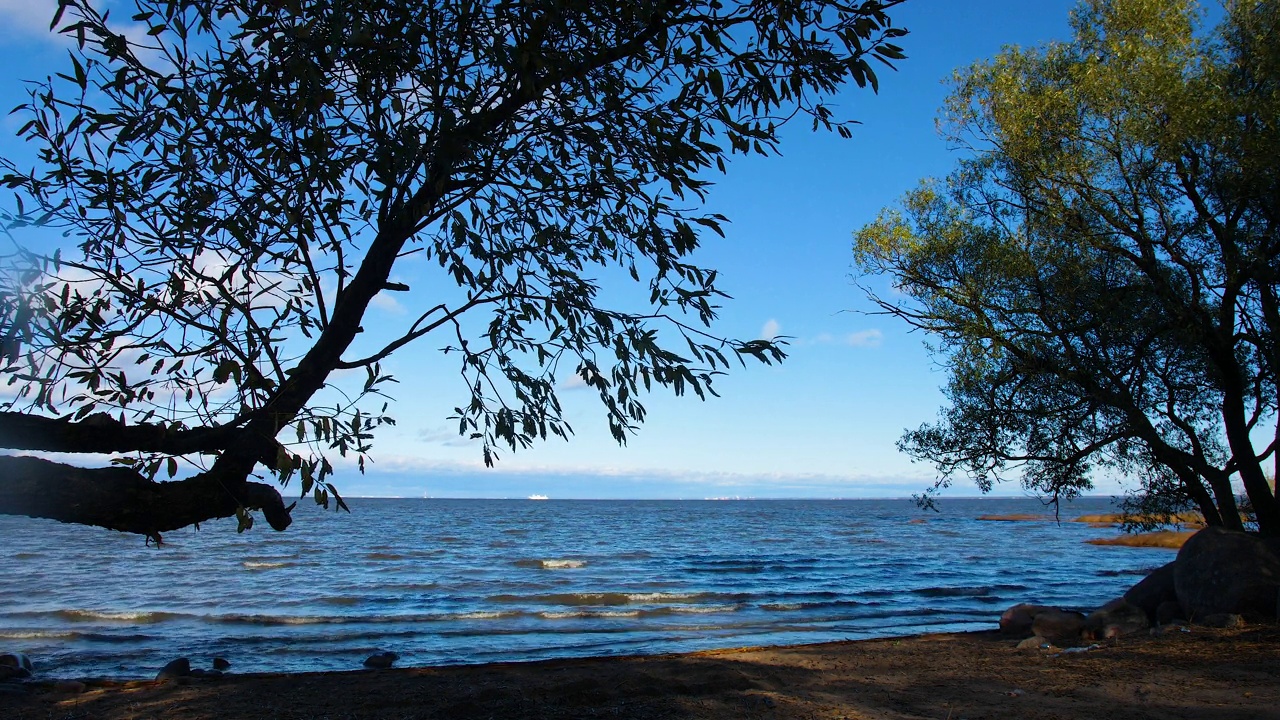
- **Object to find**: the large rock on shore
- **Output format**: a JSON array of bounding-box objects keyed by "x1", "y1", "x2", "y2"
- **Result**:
[
  {"x1": 1123, "y1": 562, "x2": 1178, "y2": 623},
  {"x1": 1031, "y1": 609, "x2": 1086, "y2": 646},
  {"x1": 156, "y1": 658, "x2": 191, "y2": 682},
  {"x1": 0, "y1": 653, "x2": 32, "y2": 680},
  {"x1": 1174, "y1": 527, "x2": 1280, "y2": 621},
  {"x1": 998, "y1": 604, "x2": 1053, "y2": 637},
  {"x1": 1084, "y1": 598, "x2": 1149, "y2": 639}
]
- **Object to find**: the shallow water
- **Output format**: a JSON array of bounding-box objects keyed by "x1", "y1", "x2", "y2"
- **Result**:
[{"x1": 0, "y1": 497, "x2": 1170, "y2": 678}]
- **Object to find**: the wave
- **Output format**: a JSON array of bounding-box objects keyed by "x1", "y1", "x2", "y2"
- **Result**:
[
  {"x1": 513, "y1": 559, "x2": 587, "y2": 569},
  {"x1": 454, "y1": 611, "x2": 519, "y2": 620},
  {"x1": 365, "y1": 552, "x2": 406, "y2": 561},
  {"x1": 653, "y1": 604, "x2": 740, "y2": 615},
  {"x1": 0, "y1": 630, "x2": 157, "y2": 643},
  {"x1": 242, "y1": 561, "x2": 293, "y2": 570},
  {"x1": 0, "y1": 630, "x2": 80, "y2": 640},
  {"x1": 761, "y1": 599, "x2": 863, "y2": 612},
  {"x1": 317, "y1": 596, "x2": 364, "y2": 606},
  {"x1": 488, "y1": 591, "x2": 707, "y2": 607},
  {"x1": 911, "y1": 586, "x2": 998, "y2": 598},
  {"x1": 52, "y1": 609, "x2": 182, "y2": 623},
  {"x1": 539, "y1": 609, "x2": 643, "y2": 620}
]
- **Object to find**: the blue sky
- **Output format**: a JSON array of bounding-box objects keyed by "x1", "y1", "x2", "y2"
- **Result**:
[{"x1": 0, "y1": 0, "x2": 1110, "y2": 499}]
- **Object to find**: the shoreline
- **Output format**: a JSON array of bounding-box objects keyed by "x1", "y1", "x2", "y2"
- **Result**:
[{"x1": 5, "y1": 625, "x2": 1278, "y2": 719}]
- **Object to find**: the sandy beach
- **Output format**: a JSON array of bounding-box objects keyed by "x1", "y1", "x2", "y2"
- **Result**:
[{"x1": 4, "y1": 624, "x2": 1278, "y2": 719}]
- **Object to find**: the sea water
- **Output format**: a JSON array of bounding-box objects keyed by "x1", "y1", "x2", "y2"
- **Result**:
[{"x1": 0, "y1": 497, "x2": 1171, "y2": 678}]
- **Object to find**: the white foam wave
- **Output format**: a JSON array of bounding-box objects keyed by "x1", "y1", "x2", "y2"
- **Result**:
[
  {"x1": 538, "y1": 609, "x2": 643, "y2": 619},
  {"x1": 624, "y1": 592, "x2": 699, "y2": 603},
  {"x1": 454, "y1": 611, "x2": 515, "y2": 620},
  {"x1": 59, "y1": 610, "x2": 165, "y2": 622},
  {"x1": 539, "y1": 559, "x2": 586, "y2": 569},
  {"x1": 668, "y1": 604, "x2": 739, "y2": 614},
  {"x1": 0, "y1": 630, "x2": 77, "y2": 639},
  {"x1": 242, "y1": 561, "x2": 290, "y2": 569}
]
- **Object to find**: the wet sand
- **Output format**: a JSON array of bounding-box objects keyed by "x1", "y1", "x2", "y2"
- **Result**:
[{"x1": 4, "y1": 625, "x2": 1278, "y2": 719}]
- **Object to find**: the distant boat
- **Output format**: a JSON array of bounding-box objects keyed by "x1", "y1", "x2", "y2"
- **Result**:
[{"x1": 527, "y1": 494, "x2": 549, "y2": 501}]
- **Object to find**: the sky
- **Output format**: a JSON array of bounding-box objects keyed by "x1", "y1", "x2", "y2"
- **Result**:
[{"x1": 0, "y1": 0, "x2": 1116, "y2": 500}]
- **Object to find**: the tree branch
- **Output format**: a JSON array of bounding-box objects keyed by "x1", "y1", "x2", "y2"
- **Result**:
[{"x1": 0, "y1": 455, "x2": 291, "y2": 539}]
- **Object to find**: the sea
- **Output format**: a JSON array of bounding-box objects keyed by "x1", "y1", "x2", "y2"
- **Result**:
[{"x1": 0, "y1": 497, "x2": 1173, "y2": 679}]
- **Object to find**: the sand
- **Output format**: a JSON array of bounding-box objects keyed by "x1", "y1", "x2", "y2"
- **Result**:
[{"x1": 4, "y1": 625, "x2": 1278, "y2": 719}]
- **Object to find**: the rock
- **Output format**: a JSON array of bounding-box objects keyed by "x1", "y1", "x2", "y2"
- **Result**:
[
  {"x1": 1084, "y1": 597, "x2": 1149, "y2": 639},
  {"x1": 0, "y1": 653, "x2": 33, "y2": 673},
  {"x1": 155, "y1": 657, "x2": 191, "y2": 682},
  {"x1": 212, "y1": 657, "x2": 231, "y2": 671},
  {"x1": 363, "y1": 651, "x2": 399, "y2": 669},
  {"x1": 1156, "y1": 600, "x2": 1184, "y2": 625},
  {"x1": 1015, "y1": 635, "x2": 1054, "y2": 651},
  {"x1": 53, "y1": 680, "x2": 86, "y2": 694},
  {"x1": 1031, "y1": 609, "x2": 1086, "y2": 646},
  {"x1": 0, "y1": 665, "x2": 27, "y2": 681},
  {"x1": 1174, "y1": 527, "x2": 1280, "y2": 621},
  {"x1": 188, "y1": 668, "x2": 223, "y2": 679},
  {"x1": 999, "y1": 604, "x2": 1053, "y2": 636},
  {"x1": 1124, "y1": 562, "x2": 1178, "y2": 622},
  {"x1": 1199, "y1": 613, "x2": 1243, "y2": 629}
]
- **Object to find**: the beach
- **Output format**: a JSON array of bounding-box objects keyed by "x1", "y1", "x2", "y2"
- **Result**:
[{"x1": 5, "y1": 624, "x2": 1278, "y2": 719}]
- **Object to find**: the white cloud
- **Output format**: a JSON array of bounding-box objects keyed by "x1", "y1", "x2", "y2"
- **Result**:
[
  {"x1": 759, "y1": 318, "x2": 780, "y2": 341},
  {"x1": 804, "y1": 329, "x2": 884, "y2": 348},
  {"x1": 417, "y1": 426, "x2": 478, "y2": 448},
  {"x1": 0, "y1": 0, "x2": 58, "y2": 41},
  {"x1": 557, "y1": 373, "x2": 589, "y2": 391},
  {"x1": 845, "y1": 329, "x2": 884, "y2": 348},
  {"x1": 369, "y1": 291, "x2": 406, "y2": 314}
]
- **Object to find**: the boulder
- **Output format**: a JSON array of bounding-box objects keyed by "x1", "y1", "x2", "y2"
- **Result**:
[
  {"x1": 155, "y1": 658, "x2": 191, "y2": 682},
  {"x1": 1174, "y1": 527, "x2": 1280, "y2": 621},
  {"x1": 1031, "y1": 609, "x2": 1086, "y2": 646},
  {"x1": 1199, "y1": 613, "x2": 1243, "y2": 629},
  {"x1": 999, "y1": 603, "x2": 1054, "y2": 637},
  {"x1": 1084, "y1": 597, "x2": 1149, "y2": 639},
  {"x1": 1155, "y1": 600, "x2": 1184, "y2": 625},
  {"x1": 363, "y1": 651, "x2": 399, "y2": 669},
  {"x1": 212, "y1": 657, "x2": 231, "y2": 671},
  {"x1": 0, "y1": 653, "x2": 32, "y2": 673},
  {"x1": 1123, "y1": 562, "x2": 1178, "y2": 622}
]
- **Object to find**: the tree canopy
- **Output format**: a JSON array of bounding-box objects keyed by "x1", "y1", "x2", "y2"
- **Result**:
[
  {"x1": 853, "y1": 0, "x2": 1280, "y2": 533},
  {"x1": 0, "y1": 0, "x2": 907, "y2": 541}
]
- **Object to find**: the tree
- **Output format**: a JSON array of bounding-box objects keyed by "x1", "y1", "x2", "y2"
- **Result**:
[
  {"x1": 853, "y1": 0, "x2": 1280, "y2": 534},
  {"x1": 0, "y1": 0, "x2": 907, "y2": 541}
]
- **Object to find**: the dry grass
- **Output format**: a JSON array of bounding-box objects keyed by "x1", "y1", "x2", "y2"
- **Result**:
[{"x1": 1072, "y1": 512, "x2": 1205, "y2": 526}]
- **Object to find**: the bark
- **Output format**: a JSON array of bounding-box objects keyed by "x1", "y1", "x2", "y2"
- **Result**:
[
  {"x1": 0, "y1": 455, "x2": 291, "y2": 541},
  {"x1": 0, "y1": 411, "x2": 238, "y2": 456}
]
